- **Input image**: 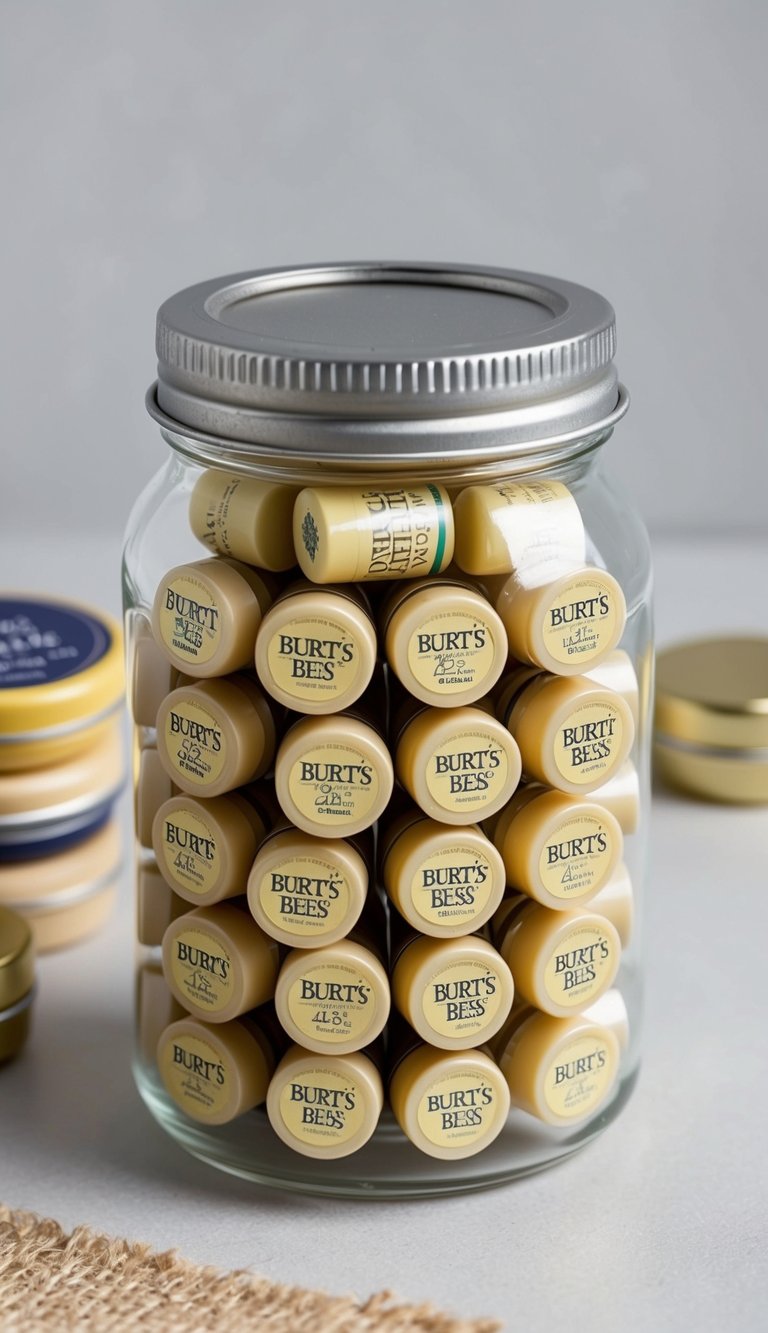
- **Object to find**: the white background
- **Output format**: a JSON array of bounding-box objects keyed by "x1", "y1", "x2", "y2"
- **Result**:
[{"x1": 1, "y1": 0, "x2": 767, "y2": 540}]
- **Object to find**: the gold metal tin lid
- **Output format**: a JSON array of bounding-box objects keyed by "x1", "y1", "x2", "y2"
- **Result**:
[
  {"x1": 0, "y1": 905, "x2": 35, "y2": 1009},
  {"x1": 0, "y1": 596, "x2": 124, "y2": 742},
  {"x1": 655, "y1": 637, "x2": 768, "y2": 751}
]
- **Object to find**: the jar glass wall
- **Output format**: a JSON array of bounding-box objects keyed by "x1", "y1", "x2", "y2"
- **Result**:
[{"x1": 124, "y1": 430, "x2": 651, "y2": 1198}]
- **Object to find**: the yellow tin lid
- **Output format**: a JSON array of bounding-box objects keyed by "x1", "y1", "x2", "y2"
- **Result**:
[
  {"x1": 0, "y1": 905, "x2": 35, "y2": 1009},
  {"x1": 655, "y1": 636, "x2": 768, "y2": 803},
  {"x1": 0, "y1": 596, "x2": 124, "y2": 741}
]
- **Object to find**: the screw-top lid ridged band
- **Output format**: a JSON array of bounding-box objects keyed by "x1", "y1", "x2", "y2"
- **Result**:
[{"x1": 152, "y1": 261, "x2": 626, "y2": 461}]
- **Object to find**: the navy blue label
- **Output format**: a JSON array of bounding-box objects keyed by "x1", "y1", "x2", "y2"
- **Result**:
[{"x1": 0, "y1": 599, "x2": 112, "y2": 689}]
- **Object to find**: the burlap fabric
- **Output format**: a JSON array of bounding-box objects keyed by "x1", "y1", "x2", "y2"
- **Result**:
[{"x1": 0, "y1": 1205, "x2": 500, "y2": 1331}]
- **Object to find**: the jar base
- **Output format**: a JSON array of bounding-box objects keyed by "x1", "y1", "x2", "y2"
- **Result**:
[{"x1": 133, "y1": 1058, "x2": 640, "y2": 1200}]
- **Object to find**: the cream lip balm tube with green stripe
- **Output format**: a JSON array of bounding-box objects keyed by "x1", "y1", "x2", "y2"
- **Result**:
[{"x1": 293, "y1": 484, "x2": 454, "y2": 583}]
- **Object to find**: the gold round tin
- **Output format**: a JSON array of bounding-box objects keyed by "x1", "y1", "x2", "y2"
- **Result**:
[{"x1": 654, "y1": 636, "x2": 768, "y2": 803}]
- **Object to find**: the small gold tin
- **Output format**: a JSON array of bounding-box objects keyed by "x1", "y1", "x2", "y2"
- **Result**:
[
  {"x1": 654, "y1": 636, "x2": 768, "y2": 803},
  {"x1": 0, "y1": 905, "x2": 35, "y2": 1063}
]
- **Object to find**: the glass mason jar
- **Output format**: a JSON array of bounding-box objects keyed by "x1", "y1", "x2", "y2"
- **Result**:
[{"x1": 124, "y1": 263, "x2": 651, "y2": 1198}]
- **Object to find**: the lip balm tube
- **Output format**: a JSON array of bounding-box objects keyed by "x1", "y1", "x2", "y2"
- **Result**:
[
  {"x1": 453, "y1": 479, "x2": 586, "y2": 578},
  {"x1": 499, "y1": 669, "x2": 635, "y2": 796},
  {"x1": 151, "y1": 558, "x2": 274, "y2": 679},
  {"x1": 254, "y1": 581, "x2": 377, "y2": 715},
  {"x1": 585, "y1": 650, "x2": 639, "y2": 724},
  {"x1": 294, "y1": 483, "x2": 454, "y2": 584},
  {"x1": 157, "y1": 1011, "x2": 276, "y2": 1125},
  {"x1": 162, "y1": 901, "x2": 280, "y2": 1023},
  {"x1": 380, "y1": 810, "x2": 506, "y2": 937},
  {"x1": 274, "y1": 713, "x2": 393, "y2": 838},
  {"x1": 493, "y1": 894, "x2": 621, "y2": 1017},
  {"x1": 495, "y1": 1004, "x2": 623, "y2": 1128},
  {"x1": 486, "y1": 566, "x2": 626, "y2": 676},
  {"x1": 391, "y1": 930, "x2": 514, "y2": 1051},
  {"x1": 492, "y1": 785, "x2": 623, "y2": 909},
  {"x1": 380, "y1": 577, "x2": 508, "y2": 709},
  {"x1": 247, "y1": 827, "x2": 369, "y2": 947},
  {"x1": 389, "y1": 1037, "x2": 510, "y2": 1160},
  {"x1": 137, "y1": 861, "x2": 187, "y2": 946},
  {"x1": 584, "y1": 987, "x2": 630, "y2": 1050},
  {"x1": 274, "y1": 928, "x2": 390, "y2": 1055},
  {"x1": 189, "y1": 469, "x2": 300, "y2": 572},
  {"x1": 152, "y1": 790, "x2": 269, "y2": 906},
  {"x1": 135, "y1": 745, "x2": 176, "y2": 848},
  {"x1": 136, "y1": 963, "x2": 186, "y2": 1066},
  {"x1": 156, "y1": 675, "x2": 277, "y2": 799},
  {"x1": 590, "y1": 762, "x2": 641, "y2": 834},
  {"x1": 395, "y1": 706, "x2": 521, "y2": 826},
  {"x1": 266, "y1": 1043, "x2": 383, "y2": 1159},
  {"x1": 589, "y1": 864, "x2": 634, "y2": 948},
  {"x1": 130, "y1": 613, "x2": 177, "y2": 727}
]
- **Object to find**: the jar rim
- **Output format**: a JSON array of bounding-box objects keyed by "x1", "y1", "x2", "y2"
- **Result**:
[{"x1": 146, "y1": 380, "x2": 629, "y2": 478}]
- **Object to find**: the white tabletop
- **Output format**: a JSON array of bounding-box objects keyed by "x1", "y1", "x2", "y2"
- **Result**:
[{"x1": 1, "y1": 533, "x2": 766, "y2": 1331}]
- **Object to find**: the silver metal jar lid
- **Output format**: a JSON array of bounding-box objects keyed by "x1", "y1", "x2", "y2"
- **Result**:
[{"x1": 149, "y1": 261, "x2": 628, "y2": 465}]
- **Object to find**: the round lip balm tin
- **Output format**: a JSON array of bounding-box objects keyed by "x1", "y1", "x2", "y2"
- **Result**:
[
  {"x1": 0, "y1": 719, "x2": 124, "y2": 860},
  {"x1": 0, "y1": 595, "x2": 124, "y2": 772},
  {"x1": 654, "y1": 636, "x2": 768, "y2": 804}
]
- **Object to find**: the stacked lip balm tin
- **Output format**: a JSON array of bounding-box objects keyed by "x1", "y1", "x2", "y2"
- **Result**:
[
  {"x1": 136, "y1": 468, "x2": 637, "y2": 1161},
  {"x1": 0, "y1": 597, "x2": 124, "y2": 952}
]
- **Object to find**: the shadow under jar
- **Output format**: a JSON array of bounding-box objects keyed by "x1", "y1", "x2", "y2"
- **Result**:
[{"x1": 124, "y1": 261, "x2": 651, "y2": 1198}]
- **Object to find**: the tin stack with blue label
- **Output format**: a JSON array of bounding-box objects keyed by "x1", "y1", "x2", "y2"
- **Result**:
[{"x1": 0, "y1": 597, "x2": 125, "y2": 952}]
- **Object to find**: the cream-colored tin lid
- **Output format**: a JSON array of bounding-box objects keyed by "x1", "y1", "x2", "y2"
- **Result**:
[
  {"x1": 152, "y1": 558, "x2": 273, "y2": 678},
  {"x1": 274, "y1": 937, "x2": 390, "y2": 1055},
  {"x1": 274, "y1": 713, "x2": 393, "y2": 838},
  {"x1": 391, "y1": 932, "x2": 514, "y2": 1051},
  {"x1": 381, "y1": 577, "x2": 508, "y2": 708},
  {"x1": 254, "y1": 581, "x2": 377, "y2": 714},
  {"x1": 389, "y1": 1042, "x2": 510, "y2": 1160},
  {"x1": 266, "y1": 1043, "x2": 384, "y2": 1159}
]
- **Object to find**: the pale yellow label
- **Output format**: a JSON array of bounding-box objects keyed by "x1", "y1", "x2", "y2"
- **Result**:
[
  {"x1": 278, "y1": 1065, "x2": 368, "y2": 1147},
  {"x1": 409, "y1": 843, "x2": 496, "y2": 930},
  {"x1": 267, "y1": 614, "x2": 361, "y2": 706},
  {"x1": 422, "y1": 958, "x2": 506, "y2": 1041},
  {"x1": 539, "y1": 811, "x2": 616, "y2": 901},
  {"x1": 158, "y1": 805, "x2": 219, "y2": 896},
  {"x1": 169, "y1": 928, "x2": 234, "y2": 1016},
  {"x1": 287, "y1": 743, "x2": 380, "y2": 829},
  {"x1": 160, "y1": 1030, "x2": 229, "y2": 1119},
  {"x1": 406, "y1": 610, "x2": 496, "y2": 697},
  {"x1": 543, "y1": 1032, "x2": 616, "y2": 1119},
  {"x1": 257, "y1": 851, "x2": 352, "y2": 939},
  {"x1": 541, "y1": 573, "x2": 620, "y2": 668},
  {"x1": 553, "y1": 700, "x2": 625, "y2": 787},
  {"x1": 543, "y1": 922, "x2": 618, "y2": 1009},
  {"x1": 357, "y1": 486, "x2": 448, "y2": 578},
  {"x1": 425, "y1": 728, "x2": 509, "y2": 817},
  {"x1": 157, "y1": 573, "x2": 222, "y2": 667},
  {"x1": 286, "y1": 960, "x2": 378, "y2": 1045},
  {"x1": 163, "y1": 698, "x2": 226, "y2": 789},
  {"x1": 487, "y1": 481, "x2": 584, "y2": 578},
  {"x1": 416, "y1": 1068, "x2": 501, "y2": 1149}
]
